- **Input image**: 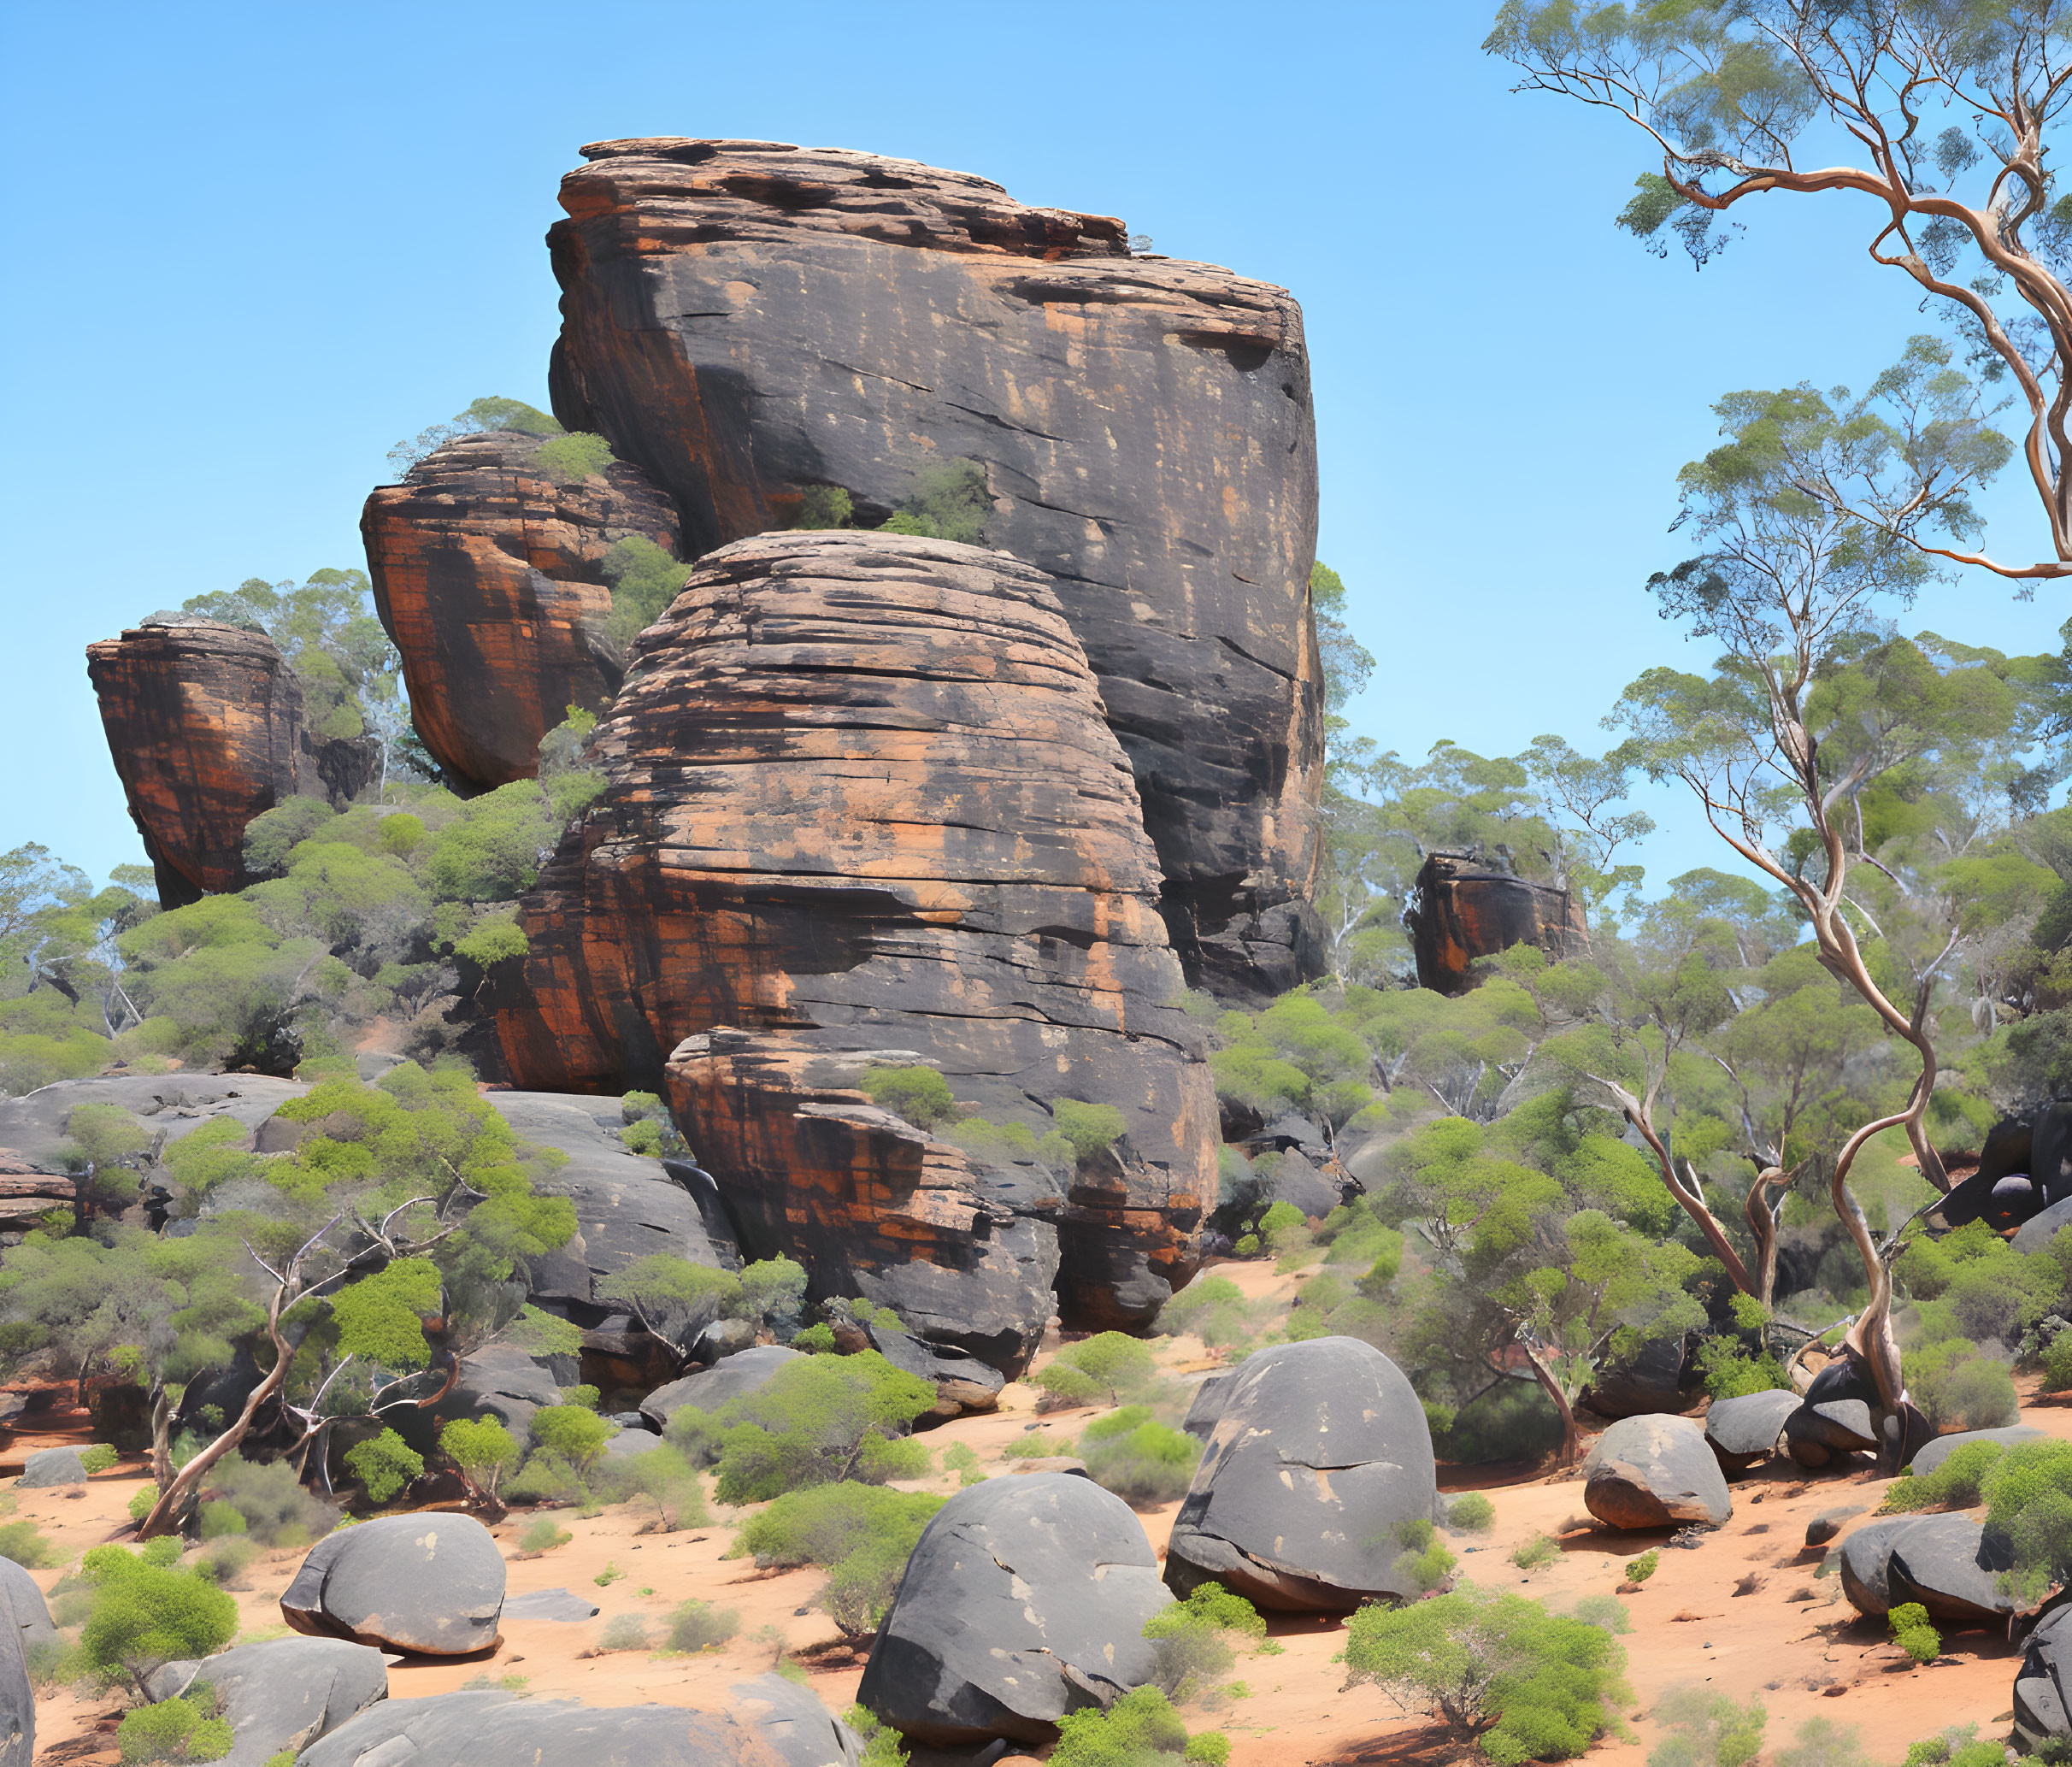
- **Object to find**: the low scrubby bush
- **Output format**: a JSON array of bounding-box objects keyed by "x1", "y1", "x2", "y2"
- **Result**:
[
  {"x1": 1513, "y1": 1533, "x2": 1560, "y2": 1570},
  {"x1": 115, "y1": 1690, "x2": 231, "y2": 1764},
  {"x1": 590, "y1": 1440, "x2": 709, "y2": 1531},
  {"x1": 1143, "y1": 1581, "x2": 1265, "y2": 1698},
  {"x1": 597, "y1": 1612, "x2": 649, "y2": 1652},
  {"x1": 1626, "y1": 1549, "x2": 1660, "y2": 1584},
  {"x1": 76, "y1": 1546, "x2": 238, "y2": 1694},
  {"x1": 1038, "y1": 1333, "x2": 1157, "y2": 1409},
  {"x1": 343, "y1": 1428, "x2": 423, "y2": 1505},
  {"x1": 1982, "y1": 1438, "x2": 2072, "y2": 1602},
  {"x1": 519, "y1": 1518, "x2": 572, "y2": 1553},
  {"x1": 1079, "y1": 1406, "x2": 1201, "y2": 1505},
  {"x1": 674, "y1": 1351, "x2": 934, "y2": 1503},
  {"x1": 1447, "y1": 1493, "x2": 1496, "y2": 1533},
  {"x1": 1050, "y1": 1686, "x2": 1227, "y2": 1766},
  {"x1": 1881, "y1": 1440, "x2": 2005, "y2": 1514},
  {"x1": 1646, "y1": 1683, "x2": 1765, "y2": 1767},
  {"x1": 0, "y1": 1520, "x2": 58, "y2": 1568},
  {"x1": 861, "y1": 1064, "x2": 957, "y2": 1130},
  {"x1": 665, "y1": 1598, "x2": 739, "y2": 1652},
  {"x1": 1156, "y1": 1275, "x2": 1255, "y2": 1348},
  {"x1": 198, "y1": 1454, "x2": 337, "y2": 1547},
  {"x1": 1000, "y1": 1429, "x2": 1074, "y2": 1460},
  {"x1": 1387, "y1": 1516, "x2": 1457, "y2": 1593},
  {"x1": 1889, "y1": 1600, "x2": 1941, "y2": 1664},
  {"x1": 732, "y1": 1483, "x2": 943, "y2": 1636}
]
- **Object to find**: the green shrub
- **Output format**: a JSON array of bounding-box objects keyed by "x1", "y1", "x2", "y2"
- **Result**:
[
  {"x1": 532, "y1": 1405, "x2": 611, "y2": 1473},
  {"x1": 1447, "y1": 1492, "x2": 1496, "y2": 1533},
  {"x1": 1910, "y1": 1339, "x2": 2019, "y2": 1431},
  {"x1": 1049, "y1": 1685, "x2": 1210, "y2": 1766},
  {"x1": 1051, "y1": 1098, "x2": 1127, "y2": 1161},
  {"x1": 503, "y1": 1305, "x2": 585, "y2": 1360},
  {"x1": 597, "y1": 1612, "x2": 648, "y2": 1652},
  {"x1": 1646, "y1": 1683, "x2": 1766, "y2": 1767},
  {"x1": 1903, "y1": 1726, "x2": 2007, "y2": 1767},
  {"x1": 601, "y1": 536, "x2": 687, "y2": 648},
  {"x1": 79, "y1": 1443, "x2": 120, "y2": 1475},
  {"x1": 1043, "y1": 1332, "x2": 1157, "y2": 1406},
  {"x1": 343, "y1": 1428, "x2": 423, "y2": 1505},
  {"x1": 709, "y1": 1350, "x2": 936, "y2": 1504},
  {"x1": 665, "y1": 1598, "x2": 739, "y2": 1652},
  {"x1": 793, "y1": 486, "x2": 855, "y2": 529},
  {"x1": 130, "y1": 1487, "x2": 159, "y2": 1524},
  {"x1": 1889, "y1": 1599, "x2": 1942, "y2": 1664},
  {"x1": 792, "y1": 1322, "x2": 837, "y2": 1354},
  {"x1": 862, "y1": 1065, "x2": 957, "y2": 1130},
  {"x1": 588, "y1": 1441, "x2": 710, "y2": 1531},
  {"x1": 1341, "y1": 1581, "x2": 1628, "y2": 1765},
  {"x1": 1514, "y1": 1533, "x2": 1560, "y2": 1570},
  {"x1": 1079, "y1": 1412, "x2": 1201, "y2": 1505},
  {"x1": 1626, "y1": 1549, "x2": 1661, "y2": 1584},
  {"x1": 76, "y1": 1546, "x2": 238, "y2": 1693},
  {"x1": 1693, "y1": 1336, "x2": 1788, "y2": 1399},
  {"x1": 1434, "y1": 1379, "x2": 1567, "y2": 1464},
  {"x1": 198, "y1": 1456, "x2": 335, "y2": 1546},
  {"x1": 843, "y1": 1704, "x2": 912, "y2": 1767},
  {"x1": 1772, "y1": 1717, "x2": 1875, "y2": 1767},
  {"x1": 1157, "y1": 1275, "x2": 1254, "y2": 1348},
  {"x1": 876, "y1": 460, "x2": 989, "y2": 545},
  {"x1": 520, "y1": 1518, "x2": 572, "y2": 1553},
  {"x1": 738, "y1": 1257, "x2": 809, "y2": 1327},
  {"x1": 1881, "y1": 1440, "x2": 2005, "y2": 1513},
  {"x1": 197, "y1": 1502, "x2": 246, "y2": 1540},
  {"x1": 116, "y1": 1691, "x2": 232, "y2": 1764},
  {"x1": 1036, "y1": 1362, "x2": 1100, "y2": 1408},
  {"x1": 1572, "y1": 1594, "x2": 1630, "y2": 1634},
  {"x1": 941, "y1": 1441, "x2": 986, "y2": 1486},
  {"x1": 0, "y1": 1520, "x2": 58, "y2": 1568},
  {"x1": 439, "y1": 1417, "x2": 521, "y2": 1502},
  {"x1": 1142, "y1": 1581, "x2": 1267, "y2": 1699},
  {"x1": 1387, "y1": 1516, "x2": 1457, "y2": 1592},
  {"x1": 533, "y1": 432, "x2": 615, "y2": 481},
  {"x1": 733, "y1": 1483, "x2": 944, "y2": 1637},
  {"x1": 1000, "y1": 1429, "x2": 1074, "y2": 1460},
  {"x1": 1982, "y1": 1438, "x2": 2072, "y2": 1602},
  {"x1": 193, "y1": 1535, "x2": 258, "y2": 1588},
  {"x1": 2043, "y1": 1331, "x2": 2072, "y2": 1391}
]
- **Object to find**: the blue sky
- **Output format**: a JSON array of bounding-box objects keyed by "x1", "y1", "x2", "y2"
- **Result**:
[{"x1": 3, "y1": 1, "x2": 2063, "y2": 892}]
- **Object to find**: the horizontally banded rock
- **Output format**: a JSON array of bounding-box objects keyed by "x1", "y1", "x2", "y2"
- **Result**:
[
  {"x1": 492, "y1": 533, "x2": 1216, "y2": 1358},
  {"x1": 145, "y1": 1637, "x2": 388, "y2": 1767},
  {"x1": 1704, "y1": 1388, "x2": 1800, "y2": 1475},
  {"x1": 362, "y1": 428, "x2": 681, "y2": 789},
  {"x1": 857, "y1": 1474, "x2": 1170, "y2": 1746},
  {"x1": 86, "y1": 615, "x2": 371, "y2": 906},
  {"x1": 547, "y1": 138, "x2": 1324, "y2": 1000},
  {"x1": 1582, "y1": 1415, "x2": 1731, "y2": 1530},
  {"x1": 1163, "y1": 1337, "x2": 1439, "y2": 1611},
  {"x1": 281, "y1": 1514, "x2": 503, "y2": 1655},
  {"x1": 297, "y1": 1682, "x2": 862, "y2": 1767},
  {"x1": 1403, "y1": 852, "x2": 1590, "y2": 997}
]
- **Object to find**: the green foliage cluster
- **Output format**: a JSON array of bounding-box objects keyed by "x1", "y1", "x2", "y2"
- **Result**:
[
  {"x1": 665, "y1": 1598, "x2": 738, "y2": 1652},
  {"x1": 197, "y1": 1456, "x2": 336, "y2": 1547},
  {"x1": 1888, "y1": 1600, "x2": 1942, "y2": 1664},
  {"x1": 601, "y1": 536, "x2": 687, "y2": 650},
  {"x1": 1339, "y1": 1581, "x2": 1629, "y2": 1766},
  {"x1": 439, "y1": 1417, "x2": 521, "y2": 1502},
  {"x1": 75, "y1": 1545, "x2": 238, "y2": 1694},
  {"x1": 1881, "y1": 1440, "x2": 2005, "y2": 1514},
  {"x1": 1981, "y1": 1439, "x2": 2072, "y2": 1602},
  {"x1": 1049, "y1": 1686, "x2": 1228, "y2": 1767},
  {"x1": 861, "y1": 1064, "x2": 957, "y2": 1130},
  {"x1": 1142, "y1": 1581, "x2": 1268, "y2": 1699},
  {"x1": 733, "y1": 1483, "x2": 944, "y2": 1636},
  {"x1": 343, "y1": 1428, "x2": 424, "y2": 1504},
  {"x1": 1036, "y1": 1333, "x2": 1157, "y2": 1410},
  {"x1": 115, "y1": 1691, "x2": 232, "y2": 1764},
  {"x1": 1157, "y1": 1275, "x2": 1257, "y2": 1350},
  {"x1": 590, "y1": 1440, "x2": 709, "y2": 1531},
  {"x1": 1902, "y1": 1726, "x2": 2004, "y2": 1767},
  {"x1": 1626, "y1": 1550, "x2": 1660, "y2": 1584},
  {"x1": 1386, "y1": 1515, "x2": 1458, "y2": 1593},
  {"x1": 663, "y1": 1349, "x2": 935, "y2": 1504},
  {"x1": 1645, "y1": 1684, "x2": 1766, "y2": 1767},
  {"x1": 1447, "y1": 1492, "x2": 1496, "y2": 1533},
  {"x1": 1077, "y1": 1406, "x2": 1202, "y2": 1505},
  {"x1": 877, "y1": 461, "x2": 989, "y2": 545}
]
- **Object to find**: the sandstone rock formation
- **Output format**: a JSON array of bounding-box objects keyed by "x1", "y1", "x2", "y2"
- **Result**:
[
  {"x1": 1404, "y1": 851, "x2": 1591, "y2": 996},
  {"x1": 86, "y1": 616, "x2": 371, "y2": 905},
  {"x1": 856, "y1": 1473, "x2": 1170, "y2": 1746},
  {"x1": 491, "y1": 532, "x2": 1216, "y2": 1359},
  {"x1": 1581, "y1": 1414, "x2": 1731, "y2": 1529},
  {"x1": 1163, "y1": 1337, "x2": 1439, "y2": 1611},
  {"x1": 545, "y1": 138, "x2": 1324, "y2": 1000},
  {"x1": 362, "y1": 429, "x2": 680, "y2": 789}
]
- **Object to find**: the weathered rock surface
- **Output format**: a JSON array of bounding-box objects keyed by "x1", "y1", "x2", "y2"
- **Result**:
[
  {"x1": 1181, "y1": 1368, "x2": 1237, "y2": 1440},
  {"x1": 297, "y1": 1680, "x2": 862, "y2": 1766},
  {"x1": 546, "y1": 139, "x2": 1324, "y2": 1002},
  {"x1": 638, "y1": 1344, "x2": 801, "y2": 1430},
  {"x1": 1885, "y1": 1512, "x2": 2016, "y2": 1623},
  {"x1": 1839, "y1": 1517, "x2": 1921, "y2": 1616},
  {"x1": 492, "y1": 532, "x2": 1216, "y2": 1357},
  {"x1": 1580, "y1": 1335, "x2": 1689, "y2": 1422},
  {"x1": 0, "y1": 1565, "x2": 50, "y2": 1653},
  {"x1": 1783, "y1": 1397, "x2": 1881, "y2": 1467},
  {"x1": 502, "y1": 1588, "x2": 601, "y2": 1623},
  {"x1": 0, "y1": 1576, "x2": 32, "y2": 1767},
  {"x1": 0, "y1": 1075, "x2": 309, "y2": 1175},
  {"x1": 856, "y1": 1473, "x2": 1169, "y2": 1745},
  {"x1": 1804, "y1": 1505, "x2": 1865, "y2": 1548},
  {"x1": 1910, "y1": 1423, "x2": 2044, "y2": 1475},
  {"x1": 363, "y1": 429, "x2": 682, "y2": 790},
  {"x1": 280, "y1": 1514, "x2": 504, "y2": 1655},
  {"x1": 864, "y1": 1320, "x2": 1005, "y2": 1417},
  {"x1": 1704, "y1": 1388, "x2": 1801, "y2": 1474},
  {"x1": 86, "y1": 615, "x2": 370, "y2": 906},
  {"x1": 16, "y1": 1448, "x2": 84, "y2": 1490},
  {"x1": 479, "y1": 1092, "x2": 739, "y2": 1311},
  {"x1": 433, "y1": 1345, "x2": 561, "y2": 1442},
  {"x1": 1403, "y1": 852, "x2": 1590, "y2": 997},
  {"x1": 1582, "y1": 1415, "x2": 1731, "y2": 1530},
  {"x1": 2017, "y1": 1603, "x2": 2072, "y2": 1746},
  {"x1": 145, "y1": 1636, "x2": 388, "y2": 1766},
  {"x1": 1163, "y1": 1337, "x2": 1438, "y2": 1611}
]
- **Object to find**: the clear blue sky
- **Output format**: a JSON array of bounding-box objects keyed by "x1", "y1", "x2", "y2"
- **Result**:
[{"x1": 3, "y1": 2, "x2": 2063, "y2": 891}]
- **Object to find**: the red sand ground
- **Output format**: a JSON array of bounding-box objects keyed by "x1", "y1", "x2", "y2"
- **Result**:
[{"x1": 14, "y1": 1252, "x2": 2051, "y2": 1766}]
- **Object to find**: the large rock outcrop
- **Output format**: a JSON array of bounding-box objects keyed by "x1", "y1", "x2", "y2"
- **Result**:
[
  {"x1": 1163, "y1": 1336, "x2": 1439, "y2": 1611},
  {"x1": 1582, "y1": 1414, "x2": 1732, "y2": 1529},
  {"x1": 362, "y1": 429, "x2": 681, "y2": 789},
  {"x1": 491, "y1": 532, "x2": 1216, "y2": 1357},
  {"x1": 545, "y1": 138, "x2": 1324, "y2": 1001},
  {"x1": 86, "y1": 616, "x2": 370, "y2": 906},
  {"x1": 1404, "y1": 851, "x2": 1590, "y2": 996},
  {"x1": 280, "y1": 1515, "x2": 504, "y2": 1655}
]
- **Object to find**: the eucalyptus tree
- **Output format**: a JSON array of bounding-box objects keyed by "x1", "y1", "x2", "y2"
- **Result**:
[{"x1": 1486, "y1": 2, "x2": 2069, "y2": 581}]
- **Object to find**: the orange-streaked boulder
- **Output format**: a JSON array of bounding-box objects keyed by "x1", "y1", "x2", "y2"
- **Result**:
[
  {"x1": 1403, "y1": 851, "x2": 1591, "y2": 995},
  {"x1": 85, "y1": 615, "x2": 356, "y2": 905},
  {"x1": 488, "y1": 530, "x2": 1215, "y2": 1353},
  {"x1": 545, "y1": 138, "x2": 1324, "y2": 1002},
  {"x1": 361, "y1": 428, "x2": 680, "y2": 789}
]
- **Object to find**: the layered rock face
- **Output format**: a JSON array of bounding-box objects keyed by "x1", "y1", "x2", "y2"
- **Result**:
[
  {"x1": 362, "y1": 430, "x2": 681, "y2": 789},
  {"x1": 491, "y1": 531, "x2": 1216, "y2": 1360},
  {"x1": 545, "y1": 138, "x2": 1324, "y2": 1000},
  {"x1": 1404, "y1": 851, "x2": 1591, "y2": 995},
  {"x1": 86, "y1": 616, "x2": 363, "y2": 906}
]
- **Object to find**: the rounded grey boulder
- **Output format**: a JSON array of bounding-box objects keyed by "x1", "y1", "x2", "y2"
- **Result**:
[
  {"x1": 1910, "y1": 1423, "x2": 2044, "y2": 1475},
  {"x1": 0, "y1": 1575, "x2": 32, "y2": 1767},
  {"x1": 144, "y1": 1636, "x2": 387, "y2": 1765},
  {"x1": 1583, "y1": 1414, "x2": 1731, "y2": 1529},
  {"x1": 856, "y1": 1473, "x2": 1170, "y2": 1746},
  {"x1": 296, "y1": 1679, "x2": 861, "y2": 1766},
  {"x1": 0, "y1": 1561, "x2": 51, "y2": 1651},
  {"x1": 1704, "y1": 1389, "x2": 1799, "y2": 1474},
  {"x1": 1839, "y1": 1516, "x2": 1926, "y2": 1616},
  {"x1": 16, "y1": 1447, "x2": 85, "y2": 1490},
  {"x1": 280, "y1": 1515, "x2": 503, "y2": 1655},
  {"x1": 1163, "y1": 1336, "x2": 1438, "y2": 1612},
  {"x1": 1884, "y1": 1513, "x2": 2016, "y2": 1623},
  {"x1": 638, "y1": 1344, "x2": 801, "y2": 1429},
  {"x1": 2016, "y1": 1603, "x2": 2072, "y2": 1747}
]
